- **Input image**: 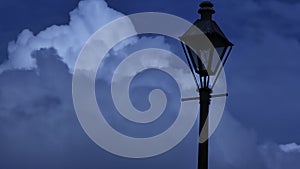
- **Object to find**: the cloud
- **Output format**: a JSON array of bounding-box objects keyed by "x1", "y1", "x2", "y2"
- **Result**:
[
  {"x1": 1, "y1": 0, "x2": 188, "y2": 86},
  {"x1": 210, "y1": 111, "x2": 266, "y2": 169},
  {"x1": 0, "y1": 46, "x2": 199, "y2": 168},
  {"x1": 260, "y1": 143, "x2": 300, "y2": 169},
  {"x1": 210, "y1": 110, "x2": 300, "y2": 169},
  {"x1": 280, "y1": 143, "x2": 300, "y2": 153},
  {"x1": 0, "y1": 48, "x2": 83, "y2": 168},
  {"x1": 1, "y1": 0, "x2": 135, "y2": 73}
]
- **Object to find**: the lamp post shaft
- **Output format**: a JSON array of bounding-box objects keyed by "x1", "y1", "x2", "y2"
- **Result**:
[
  {"x1": 180, "y1": 2, "x2": 233, "y2": 168},
  {"x1": 198, "y1": 87, "x2": 211, "y2": 169}
]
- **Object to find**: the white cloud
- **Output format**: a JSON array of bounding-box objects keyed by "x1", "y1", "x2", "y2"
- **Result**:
[
  {"x1": 280, "y1": 143, "x2": 300, "y2": 153},
  {"x1": 0, "y1": 0, "x2": 135, "y2": 73},
  {"x1": 1, "y1": 0, "x2": 186, "y2": 86}
]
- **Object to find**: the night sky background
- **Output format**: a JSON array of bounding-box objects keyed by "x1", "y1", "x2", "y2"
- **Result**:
[{"x1": 0, "y1": 0, "x2": 300, "y2": 168}]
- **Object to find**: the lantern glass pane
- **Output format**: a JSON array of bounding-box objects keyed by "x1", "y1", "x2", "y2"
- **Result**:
[
  {"x1": 187, "y1": 47, "x2": 201, "y2": 72},
  {"x1": 191, "y1": 49, "x2": 200, "y2": 70},
  {"x1": 208, "y1": 47, "x2": 224, "y2": 74},
  {"x1": 198, "y1": 48, "x2": 211, "y2": 74}
]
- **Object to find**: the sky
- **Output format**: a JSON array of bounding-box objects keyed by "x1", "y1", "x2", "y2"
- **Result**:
[{"x1": 0, "y1": 0, "x2": 300, "y2": 168}]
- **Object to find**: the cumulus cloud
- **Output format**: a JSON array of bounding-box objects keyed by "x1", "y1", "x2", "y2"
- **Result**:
[
  {"x1": 1, "y1": 0, "x2": 135, "y2": 73},
  {"x1": 1, "y1": 0, "x2": 191, "y2": 88}
]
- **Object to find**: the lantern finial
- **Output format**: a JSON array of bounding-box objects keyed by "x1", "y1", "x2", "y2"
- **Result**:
[{"x1": 198, "y1": 1, "x2": 215, "y2": 20}]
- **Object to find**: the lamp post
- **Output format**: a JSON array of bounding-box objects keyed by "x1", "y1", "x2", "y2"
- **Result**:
[{"x1": 180, "y1": 1, "x2": 233, "y2": 169}]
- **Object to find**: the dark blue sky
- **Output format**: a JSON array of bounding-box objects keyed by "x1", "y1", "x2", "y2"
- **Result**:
[{"x1": 0, "y1": 0, "x2": 300, "y2": 168}]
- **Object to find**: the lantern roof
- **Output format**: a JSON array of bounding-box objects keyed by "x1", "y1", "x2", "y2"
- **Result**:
[{"x1": 181, "y1": 1, "x2": 233, "y2": 47}]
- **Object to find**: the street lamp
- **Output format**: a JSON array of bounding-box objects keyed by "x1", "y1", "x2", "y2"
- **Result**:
[{"x1": 180, "y1": 1, "x2": 233, "y2": 169}]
